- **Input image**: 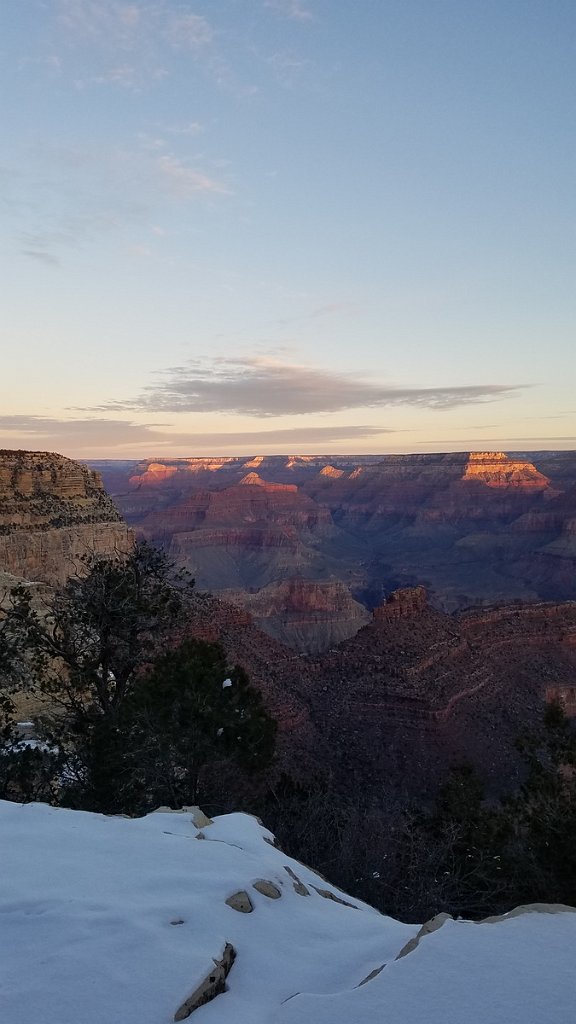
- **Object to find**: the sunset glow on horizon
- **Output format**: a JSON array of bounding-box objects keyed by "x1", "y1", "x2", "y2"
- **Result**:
[{"x1": 1, "y1": 1, "x2": 575, "y2": 459}]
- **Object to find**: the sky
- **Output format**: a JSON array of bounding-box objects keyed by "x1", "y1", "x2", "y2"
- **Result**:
[{"x1": 0, "y1": 0, "x2": 574, "y2": 459}]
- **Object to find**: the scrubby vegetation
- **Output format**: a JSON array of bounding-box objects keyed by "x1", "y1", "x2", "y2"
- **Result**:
[
  {"x1": 0, "y1": 542, "x2": 276, "y2": 814},
  {"x1": 1, "y1": 542, "x2": 575, "y2": 922},
  {"x1": 257, "y1": 702, "x2": 576, "y2": 921}
]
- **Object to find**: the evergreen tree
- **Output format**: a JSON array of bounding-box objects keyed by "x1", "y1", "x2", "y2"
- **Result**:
[
  {"x1": 0, "y1": 542, "x2": 275, "y2": 813},
  {"x1": 2, "y1": 541, "x2": 194, "y2": 716},
  {"x1": 506, "y1": 700, "x2": 576, "y2": 906},
  {"x1": 95, "y1": 639, "x2": 277, "y2": 814}
]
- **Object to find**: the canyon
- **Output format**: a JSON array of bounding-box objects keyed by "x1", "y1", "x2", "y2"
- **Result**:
[
  {"x1": 179, "y1": 583, "x2": 576, "y2": 797},
  {"x1": 91, "y1": 450, "x2": 576, "y2": 652},
  {"x1": 1, "y1": 448, "x2": 576, "y2": 797}
]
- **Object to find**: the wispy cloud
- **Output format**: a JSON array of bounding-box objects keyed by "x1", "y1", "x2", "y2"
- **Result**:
[
  {"x1": 309, "y1": 302, "x2": 359, "y2": 319},
  {"x1": 3, "y1": 135, "x2": 230, "y2": 264},
  {"x1": 57, "y1": 1, "x2": 145, "y2": 44},
  {"x1": 19, "y1": 249, "x2": 61, "y2": 267},
  {"x1": 157, "y1": 154, "x2": 230, "y2": 197},
  {"x1": 162, "y1": 121, "x2": 204, "y2": 137},
  {"x1": 204, "y1": 424, "x2": 398, "y2": 446},
  {"x1": 163, "y1": 13, "x2": 213, "y2": 49},
  {"x1": 265, "y1": 50, "x2": 311, "y2": 86},
  {"x1": 429, "y1": 436, "x2": 576, "y2": 445},
  {"x1": 54, "y1": 1, "x2": 215, "y2": 91},
  {"x1": 264, "y1": 0, "x2": 314, "y2": 21},
  {"x1": 0, "y1": 415, "x2": 169, "y2": 449},
  {"x1": 0, "y1": 415, "x2": 397, "y2": 455},
  {"x1": 95, "y1": 356, "x2": 527, "y2": 418},
  {"x1": 57, "y1": 1, "x2": 213, "y2": 53},
  {"x1": 279, "y1": 301, "x2": 360, "y2": 326}
]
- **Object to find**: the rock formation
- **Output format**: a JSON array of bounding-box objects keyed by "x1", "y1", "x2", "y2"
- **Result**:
[
  {"x1": 222, "y1": 578, "x2": 371, "y2": 653},
  {"x1": 91, "y1": 450, "x2": 576, "y2": 648},
  {"x1": 373, "y1": 586, "x2": 428, "y2": 622},
  {"x1": 270, "y1": 594, "x2": 576, "y2": 796},
  {"x1": 0, "y1": 450, "x2": 133, "y2": 586},
  {"x1": 461, "y1": 452, "x2": 550, "y2": 490}
]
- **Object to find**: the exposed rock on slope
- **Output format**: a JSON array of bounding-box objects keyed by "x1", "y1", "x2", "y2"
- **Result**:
[
  {"x1": 221, "y1": 578, "x2": 371, "y2": 653},
  {"x1": 134, "y1": 476, "x2": 341, "y2": 608},
  {"x1": 288, "y1": 595, "x2": 576, "y2": 795},
  {"x1": 374, "y1": 585, "x2": 428, "y2": 621},
  {"x1": 0, "y1": 450, "x2": 133, "y2": 585},
  {"x1": 174, "y1": 584, "x2": 576, "y2": 797}
]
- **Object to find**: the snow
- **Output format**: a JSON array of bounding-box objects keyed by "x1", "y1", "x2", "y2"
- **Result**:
[
  {"x1": 222, "y1": 678, "x2": 233, "y2": 688},
  {"x1": 1, "y1": 800, "x2": 575, "y2": 1024}
]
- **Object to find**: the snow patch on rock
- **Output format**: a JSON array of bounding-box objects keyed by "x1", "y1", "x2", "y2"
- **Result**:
[{"x1": 1, "y1": 800, "x2": 575, "y2": 1024}]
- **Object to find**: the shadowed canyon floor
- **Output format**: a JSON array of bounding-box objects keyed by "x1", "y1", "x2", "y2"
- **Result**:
[{"x1": 180, "y1": 585, "x2": 576, "y2": 798}]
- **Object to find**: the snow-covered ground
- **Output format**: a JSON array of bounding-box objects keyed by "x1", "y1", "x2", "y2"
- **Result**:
[{"x1": 1, "y1": 799, "x2": 575, "y2": 1024}]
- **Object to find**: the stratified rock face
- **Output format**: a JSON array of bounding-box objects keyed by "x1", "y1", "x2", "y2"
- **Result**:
[
  {"x1": 0, "y1": 450, "x2": 133, "y2": 585},
  {"x1": 134, "y1": 476, "x2": 338, "y2": 599},
  {"x1": 373, "y1": 586, "x2": 428, "y2": 622},
  {"x1": 222, "y1": 578, "x2": 371, "y2": 654},
  {"x1": 461, "y1": 452, "x2": 550, "y2": 490},
  {"x1": 92, "y1": 450, "x2": 576, "y2": 645},
  {"x1": 273, "y1": 596, "x2": 576, "y2": 796}
]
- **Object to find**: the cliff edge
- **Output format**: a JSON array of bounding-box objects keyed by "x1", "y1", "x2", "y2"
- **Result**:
[{"x1": 0, "y1": 450, "x2": 133, "y2": 585}]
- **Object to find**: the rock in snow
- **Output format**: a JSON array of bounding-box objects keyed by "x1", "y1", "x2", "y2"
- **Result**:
[{"x1": 1, "y1": 800, "x2": 575, "y2": 1024}]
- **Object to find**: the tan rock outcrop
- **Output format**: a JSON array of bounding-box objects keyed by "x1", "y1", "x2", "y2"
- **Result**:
[
  {"x1": 173, "y1": 942, "x2": 236, "y2": 1021},
  {"x1": 225, "y1": 891, "x2": 254, "y2": 913},
  {"x1": 462, "y1": 452, "x2": 550, "y2": 491},
  {"x1": 395, "y1": 912, "x2": 453, "y2": 959},
  {"x1": 252, "y1": 880, "x2": 282, "y2": 899},
  {"x1": 0, "y1": 450, "x2": 133, "y2": 586}
]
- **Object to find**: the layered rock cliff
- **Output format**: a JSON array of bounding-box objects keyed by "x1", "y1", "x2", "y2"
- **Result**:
[
  {"x1": 221, "y1": 578, "x2": 371, "y2": 653},
  {"x1": 0, "y1": 450, "x2": 133, "y2": 586},
  {"x1": 92, "y1": 450, "x2": 576, "y2": 646},
  {"x1": 133, "y1": 474, "x2": 339, "y2": 598},
  {"x1": 272, "y1": 595, "x2": 576, "y2": 796},
  {"x1": 461, "y1": 452, "x2": 550, "y2": 490},
  {"x1": 373, "y1": 586, "x2": 428, "y2": 622}
]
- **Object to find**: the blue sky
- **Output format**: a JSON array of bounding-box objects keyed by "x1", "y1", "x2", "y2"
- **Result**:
[{"x1": 1, "y1": 0, "x2": 574, "y2": 457}]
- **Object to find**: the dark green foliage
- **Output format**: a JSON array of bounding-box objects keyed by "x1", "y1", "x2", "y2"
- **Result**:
[
  {"x1": 0, "y1": 689, "x2": 65, "y2": 803},
  {"x1": 259, "y1": 706, "x2": 576, "y2": 922},
  {"x1": 505, "y1": 700, "x2": 576, "y2": 907},
  {"x1": 2, "y1": 541, "x2": 194, "y2": 715},
  {"x1": 58, "y1": 639, "x2": 277, "y2": 814},
  {"x1": 131, "y1": 639, "x2": 276, "y2": 774},
  {"x1": 0, "y1": 543, "x2": 275, "y2": 815}
]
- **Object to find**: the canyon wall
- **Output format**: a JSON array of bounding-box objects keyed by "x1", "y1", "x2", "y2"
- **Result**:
[
  {"x1": 221, "y1": 578, "x2": 371, "y2": 653},
  {"x1": 266, "y1": 590, "x2": 576, "y2": 795},
  {"x1": 91, "y1": 450, "x2": 576, "y2": 651},
  {"x1": 0, "y1": 450, "x2": 133, "y2": 586}
]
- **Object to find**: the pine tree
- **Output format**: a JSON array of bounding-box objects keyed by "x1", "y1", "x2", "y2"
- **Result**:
[{"x1": 0, "y1": 542, "x2": 275, "y2": 814}]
